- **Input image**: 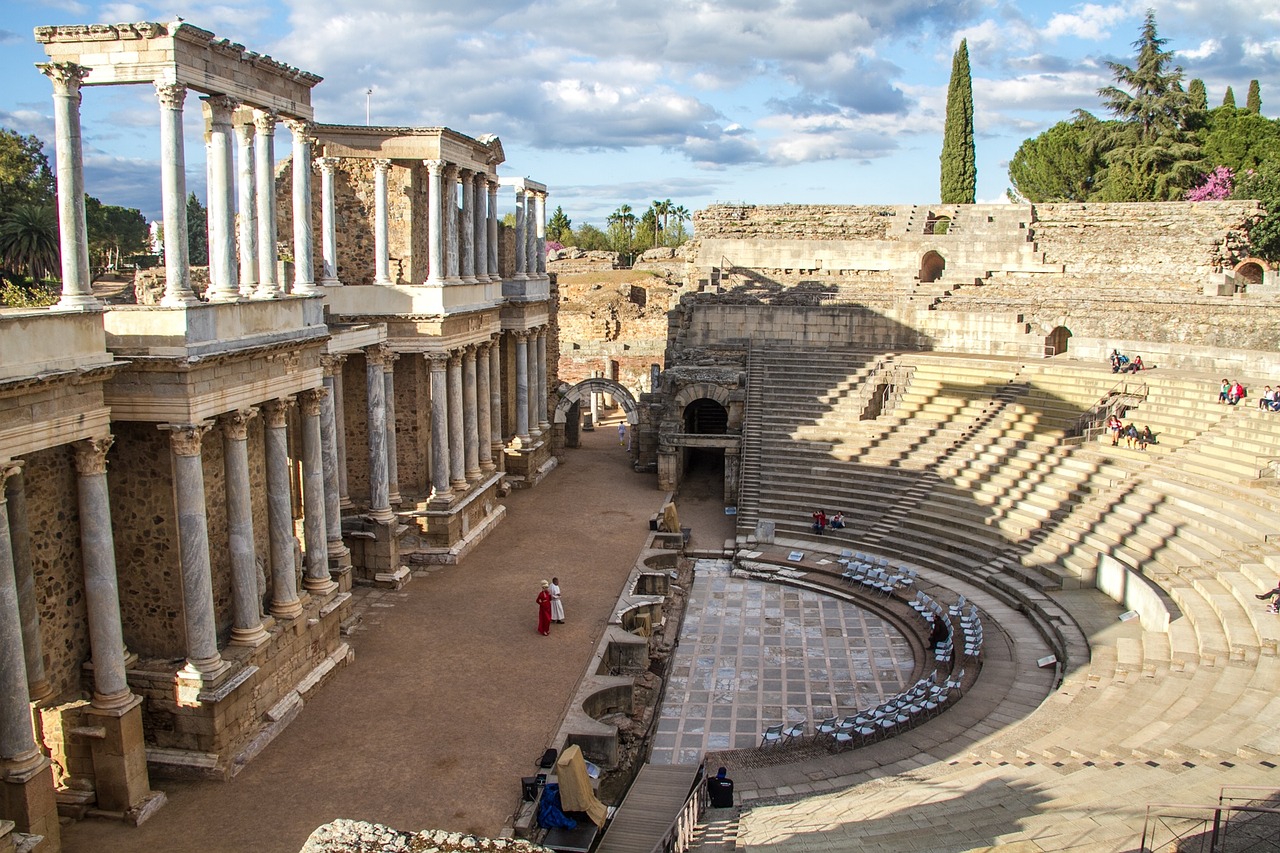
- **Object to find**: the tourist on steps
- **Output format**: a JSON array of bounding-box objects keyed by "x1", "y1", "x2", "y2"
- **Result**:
[
  {"x1": 812, "y1": 509, "x2": 827, "y2": 534},
  {"x1": 1256, "y1": 579, "x2": 1280, "y2": 602}
]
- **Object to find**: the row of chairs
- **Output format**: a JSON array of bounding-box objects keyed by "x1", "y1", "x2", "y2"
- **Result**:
[
  {"x1": 910, "y1": 590, "x2": 947, "y2": 624},
  {"x1": 760, "y1": 669, "x2": 967, "y2": 751},
  {"x1": 838, "y1": 552, "x2": 916, "y2": 595},
  {"x1": 961, "y1": 605, "x2": 983, "y2": 658}
]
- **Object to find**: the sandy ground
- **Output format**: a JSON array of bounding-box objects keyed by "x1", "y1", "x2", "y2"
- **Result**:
[{"x1": 62, "y1": 414, "x2": 733, "y2": 853}]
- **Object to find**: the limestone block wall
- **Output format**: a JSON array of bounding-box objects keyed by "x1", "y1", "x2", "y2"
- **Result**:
[
  {"x1": 693, "y1": 204, "x2": 899, "y2": 240},
  {"x1": 393, "y1": 355, "x2": 429, "y2": 497},
  {"x1": 341, "y1": 354, "x2": 372, "y2": 508},
  {"x1": 108, "y1": 422, "x2": 182, "y2": 657},
  {"x1": 671, "y1": 301, "x2": 927, "y2": 354},
  {"x1": 23, "y1": 444, "x2": 90, "y2": 699},
  {"x1": 1031, "y1": 201, "x2": 1261, "y2": 280}
]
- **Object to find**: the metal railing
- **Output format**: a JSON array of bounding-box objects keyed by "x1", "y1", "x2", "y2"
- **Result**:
[
  {"x1": 651, "y1": 763, "x2": 708, "y2": 853},
  {"x1": 1139, "y1": 787, "x2": 1280, "y2": 852}
]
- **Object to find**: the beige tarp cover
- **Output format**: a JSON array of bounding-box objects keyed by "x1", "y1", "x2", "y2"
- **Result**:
[
  {"x1": 555, "y1": 745, "x2": 607, "y2": 827},
  {"x1": 660, "y1": 502, "x2": 680, "y2": 533}
]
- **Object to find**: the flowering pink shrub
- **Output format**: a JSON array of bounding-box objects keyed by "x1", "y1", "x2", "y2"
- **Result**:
[
  {"x1": 1186, "y1": 166, "x2": 1234, "y2": 201},
  {"x1": 545, "y1": 241, "x2": 564, "y2": 253}
]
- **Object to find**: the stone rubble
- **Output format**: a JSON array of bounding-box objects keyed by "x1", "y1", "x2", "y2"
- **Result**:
[{"x1": 300, "y1": 820, "x2": 553, "y2": 853}]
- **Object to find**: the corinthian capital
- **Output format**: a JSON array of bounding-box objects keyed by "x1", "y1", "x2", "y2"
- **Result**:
[
  {"x1": 262, "y1": 398, "x2": 293, "y2": 429},
  {"x1": 73, "y1": 436, "x2": 115, "y2": 476},
  {"x1": 165, "y1": 423, "x2": 211, "y2": 457},
  {"x1": 299, "y1": 387, "x2": 328, "y2": 417},
  {"x1": 154, "y1": 81, "x2": 188, "y2": 110},
  {"x1": 219, "y1": 408, "x2": 259, "y2": 442},
  {"x1": 38, "y1": 62, "x2": 90, "y2": 96},
  {"x1": 253, "y1": 108, "x2": 278, "y2": 134}
]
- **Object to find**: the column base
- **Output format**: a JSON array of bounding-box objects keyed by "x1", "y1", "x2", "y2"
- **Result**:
[
  {"x1": 229, "y1": 624, "x2": 271, "y2": 648},
  {"x1": 269, "y1": 598, "x2": 304, "y2": 620},
  {"x1": 52, "y1": 292, "x2": 100, "y2": 311},
  {"x1": 293, "y1": 280, "x2": 319, "y2": 296},
  {"x1": 303, "y1": 576, "x2": 339, "y2": 598},
  {"x1": 27, "y1": 680, "x2": 55, "y2": 707},
  {"x1": 159, "y1": 292, "x2": 201, "y2": 308},
  {"x1": 0, "y1": 754, "x2": 59, "y2": 848},
  {"x1": 388, "y1": 489, "x2": 403, "y2": 506},
  {"x1": 449, "y1": 478, "x2": 468, "y2": 492},
  {"x1": 82, "y1": 695, "x2": 160, "y2": 817}
]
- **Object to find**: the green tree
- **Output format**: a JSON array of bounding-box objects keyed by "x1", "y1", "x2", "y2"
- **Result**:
[
  {"x1": 186, "y1": 192, "x2": 208, "y2": 266},
  {"x1": 1008, "y1": 117, "x2": 1106, "y2": 201},
  {"x1": 606, "y1": 204, "x2": 636, "y2": 255},
  {"x1": 1246, "y1": 80, "x2": 1261, "y2": 115},
  {"x1": 637, "y1": 206, "x2": 658, "y2": 251},
  {"x1": 1233, "y1": 162, "x2": 1280, "y2": 260},
  {"x1": 1094, "y1": 11, "x2": 1200, "y2": 200},
  {"x1": 940, "y1": 38, "x2": 976, "y2": 204},
  {"x1": 1188, "y1": 78, "x2": 1208, "y2": 111},
  {"x1": 572, "y1": 223, "x2": 610, "y2": 251},
  {"x1": 0, "y1": 129, "x2": 55, "y2": 213},
  {"x1": 1201, "y1": 109, "x2": 1280, "y2": 173},
  {"x1": 547, "y1": 205, "x2": 572, "y2": 244},
  {"x1": 669, "y1": 205, "x2": 691, "y2": 245},
  {"x1": 0, "y1": 203, "x2": 60, "y2": 281},
  {"x1": 1223, "y1": 86, "x2": 1236, "y2": 108},
  {"x1": 85, "y1": 196, "x2": 149, "y2": 272}
]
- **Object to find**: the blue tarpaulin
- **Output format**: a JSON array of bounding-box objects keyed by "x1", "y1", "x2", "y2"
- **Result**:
[{"x1": 537, "y1": 783, "x2": 577, "y2": 830}]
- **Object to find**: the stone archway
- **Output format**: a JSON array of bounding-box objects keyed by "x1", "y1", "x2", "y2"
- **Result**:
[
  {"x1": 920, "y1": 251, "x2": 945, "y2": 283},
  {"x1": 1045, "y1": 325, "x2": 1071, "y2": 357},
  {"x1": 1233, "y1": 257, "x2": 1268, "y2": 292},
  {"x1": 553, "y1": 377, "x2": 640, "y2": 459}
]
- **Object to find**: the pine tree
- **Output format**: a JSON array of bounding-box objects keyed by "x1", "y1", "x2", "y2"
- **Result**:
[
  {"x1": 1223, "y1": 86, "x2": 1236, "y2": 108},
  {"x1": 940, "y1": 39, "x2": 976, "y2": 204},
  {"x1": 1246, "y1": 80, "x2": 1261, "y2": 114},
  {"x1": 1188, "y1": 79, "x2": 1207, "y2": 111}
]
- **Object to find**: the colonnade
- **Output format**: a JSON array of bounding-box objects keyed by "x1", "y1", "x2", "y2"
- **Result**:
[
  {"x1": 510, "y1": 183, "x2": 549, "y2": 281},
  {"x1": 39, "y1": 60, "x2": 318, "y2": 309}
]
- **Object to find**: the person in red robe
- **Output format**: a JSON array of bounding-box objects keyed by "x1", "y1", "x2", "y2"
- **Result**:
[{"x1": 536, "y1": 580, "x2": 553, "y2": 636}]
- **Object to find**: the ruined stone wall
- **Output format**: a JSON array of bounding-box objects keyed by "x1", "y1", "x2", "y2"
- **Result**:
[
  {"x1": 23, "y1": 444, "x2": 89, "y2": 700},
  {"x1": 1031, "y1": 201, "x2": 1261, "y2": 279},
  {"x1": 342, "y1": 354, "x2": 372, "y2": 508},
  {"x1": 693, "y1": 204, "x2": 900, "y2": 240},
  {"x1": 109, "y1": 421, "x2": 183, "y2": 658},
  {"x1": 392, "y1": 355, "x2": 429, "y2": 497}
]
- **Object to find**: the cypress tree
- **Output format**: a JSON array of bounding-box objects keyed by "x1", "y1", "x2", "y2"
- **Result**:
[
  {"x1": 1246, "y1": 80, "x2": 1261, "y2": 114},
  {"x1": 1223, "y1": 86, "x2": 1236, "y2": 108},
  {"x1": 1188, "y1": 79, "x2": 1207, "y2": 111},
  {"x1": 940, "y1": 39, "x2": 976, "y2": 204}
]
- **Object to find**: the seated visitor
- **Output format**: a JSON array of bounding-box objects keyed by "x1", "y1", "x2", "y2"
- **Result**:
[
  {"x1": 1124, "y1": 423, "x2": 1139, "y2": 448},
  {"x1": 1259, "y1": 386, "x2": 1275, "y2": 411},
  {"x1": 1124, "y1": 355, "x2": 1145, "y2": 373},
  {"x1": 1109, "y1": 350, "x2": 1122, "y2": 373},
  {"x1": 1256, "y1": 578, "x2": 1280, "y2": 603},
  {"x1": 1219, "y1": 379, "x2": 1231, "y2": 404},
  {"x1": 1107, "y1": 414, "x2": 1123, "y2": 446},
  {"x1": 830, "y1": 511, "x2": 845, "y2": 529},
  {"x1": 1139, "y1": 425, "x2": 1154, "y2": 450},
  {"x1": 706, "y1": 767, "x2": 735, "y2": 808},
  {"x1": 812, "y1": 509, "x2": 827, "y2": 534},
  {"x1": 1229, "y1": 380, "x2": 1246, "y2": 405}
]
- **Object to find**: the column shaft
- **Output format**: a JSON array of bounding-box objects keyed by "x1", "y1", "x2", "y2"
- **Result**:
[
  {"x1": 460, "y1": 169, "x2": 476, "y2": 282},
  {"x1": 447, "y1": 352, "x2": 467, "y2": 490},
  {"x1": 299, "y1": 390, "x2": 336, "y2": 595},
  {"x1": 253, "y1": 110, "x2": 281, "y2": 297},
  {"x1": 424, "y1": 160, "x2": 444, "y2": 285},
  {"x1": 73, "y1": 439, "x2": 133, "y2": 705},
  {"x1": 534, "y1": 192, "x2": 548, "y2": 276},
  {"x1": 366, "y1": 347, "x2": 393, "y2": 520},
  {"x1": 373, "y1": 159, "x2": 392, "y2": 284},
  {"x1": 526, "y1": 192, "x2": 539, "y2": 280},
  {"x1": 204, "y1": 95, "x2": 240, "y2": 302},
  {"x1": 514, "y1": 188, "x2": 527, "y2": 279},
  {"x1": 220, "y1": 411, "x2": 268, "y2": 646},
  {"x1": 4, "y1": 468, "x2": 51, "y2": 702},
  {"x1": 288, "y1": 120, "x2": 317, "y2": 295},
  {"x1": 383, "y1": 354, "x2": 401, "y2": 504},
  {"x1": 473, "y1": 173, "x2": 488, "y2": 285},
  {"x1": 235, "y1": 120, "x2": 259, "y2": 297},
  {"x1": 486, "y1": 182, "x2": 499, "y2": 281},
  {"x1": 320, "y1": 358, "x2": 348, "y2": 565},
  {"x1": 463, "y1": 346, "x2": 480, "y2": 481},
  {"x1": 318, "y1": 158, "x2": 340, "y2": 285},
  {"x1": 537, "y1": 327, "x2": 550, "y2": 432},
  {"x1": 477, "y1": 342, "x2": 494, "y2": 473},
  {"x1": 514, "y1": 333, "x2": 530, "y2": 441},
  {"x1": 332, "y1": 359, "x2": 352, "y2": 509},
  {"x1": 157, "y1": 83, "x2": 196, "y2": 306},
  {"x1": 489, "y1": 333, "x2": 504, "y2": 465},
  {"x1": 0, "y1": 464, "x2": 38, "y2": 766},
  {"x1": 166, "y1": 427, "x2": 228, "y2": 677},
  {"x1": 262, "y1": 401, "x2": 302, "y2": 618},
  {"x1": 444, "y1": 165, "x2": 460, "y2": 281},
  {"x1": 40, "y1": 63, "x2": 95, "y2": 309},
  {"x1": 527, "y1": 329, "x2": 541, "y2": 438},
  {"x1": 428, "y1": 355, "x2": 451, "y2": 497}
]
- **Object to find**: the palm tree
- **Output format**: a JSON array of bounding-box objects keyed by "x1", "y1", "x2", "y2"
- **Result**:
[
  {"x1": 607, "y1": 204, "x2": 636, "y2": 253},
  {"x1": 652, "y1": 199, "x2": 672, "y2": 246},
  {"x1": 0, "y1": 203, "x2": 59, "y2": 282}
]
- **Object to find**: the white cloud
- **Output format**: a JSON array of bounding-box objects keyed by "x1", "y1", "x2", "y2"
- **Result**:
[{"x1": 1043, "y1": 4, "x2": 1128, "y2": 41}]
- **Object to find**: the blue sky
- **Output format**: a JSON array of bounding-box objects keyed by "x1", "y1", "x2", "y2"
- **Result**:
[{"x1": 1, "y1": 0, "x2": 1277, "y2": 228}]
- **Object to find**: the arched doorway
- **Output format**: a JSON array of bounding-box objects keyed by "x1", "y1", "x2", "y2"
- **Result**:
[
  {"x1": 920, "y1": 251, "x2": 945, "y2": 283},
  {"x1": 684, "y1": 399, "x2": 728, "y2": 434},
  {"x1": 1233, "y1": 258, "x2": 1267, "y2": 293},
  {"x1": 1045, "y1": 326, "x2": 1071, "y2": 357},
  {"x1": 553, "y1": 377, "x2": 640, "y2": 458}
]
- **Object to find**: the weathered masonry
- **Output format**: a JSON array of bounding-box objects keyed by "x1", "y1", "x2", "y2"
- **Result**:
[{"x1": 0, "y1": 21, "x2": 555, "y2": 852}]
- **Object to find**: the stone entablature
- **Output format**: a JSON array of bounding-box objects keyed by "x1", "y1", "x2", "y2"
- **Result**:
[{"x1": 34, "y1": 21, "x2": 320, "y2": 118}]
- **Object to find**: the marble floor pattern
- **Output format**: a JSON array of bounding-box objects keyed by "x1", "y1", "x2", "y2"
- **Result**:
[{"x1": 650, "y1": 559, "x2": 915, "y2": 765}]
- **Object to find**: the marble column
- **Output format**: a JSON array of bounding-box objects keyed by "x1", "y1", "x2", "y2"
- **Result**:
[
  {"x1": 534, "y1": 191, "x2": 548, "y2": 277},
  {"x1": 373, "y1": 158, "x2": 392, "y2": 284},
  {"x1": 365, "y1": 346, "x2": 394, "y2": 521},
  {"x1": 40, "y1": 62, "x2": 96, "y2": 310},
  {"x1": 424, "y1": 159, "x2": 444, "y2": 286},
  {"x1": 234, "y1": 119, "x2": 259, "y2": 297},
  {"x1": 299, "y1": 390, "x2": 337, "y2": 596},
  {"x1": 220, "y1": 410, "x2": 269, "y2": 647},
  {"x1": 460, "y1": 169, "x2": 476, "y2": 283},
  {"x1": 514, "y1": 331, "x2": 531, "y2": 442},
  {"x1": 489, "y1": 333, "x2": 504, "y2": 465},
  {"x1": 0, "y1": 462, "x2": 44, "y2": 773},
  {"x1": 287, "y1": 120, "x2": 318, "y2": 295},
  {"x1": 3, "y1": 467, "x2": 51, "y2": 703},
  {"x1": 262, "y1": 400, "x2": 302, "y2": 619},
  {"x1": 527, "y1": 328, "x2": 541, "y2": 438},
  {"x1": 319, "y1": 356, "x2": 351, "y2": 570},
  {"x1": 331, "y1": 355, "x2": 352, "y2": 509},
  {"x1": 444, "y1": 164, "x2": 460, "y2": 282},
  {"x1": 446, "y1": 351, "x2": 467, "y2": 491},
  {"x1": 526, "y1": 192, "x2": 539, "y2": 280},
  {"x1": 537, "y1": 326, "x2": 551, "y2": 433},
  {"x1": 71, "y1": 438, "x2": 134, "y2": 707},
  {"x1": 383, "y1": 352, "x2": 401, "y2": 505},
  {"x1": 463, "y1": 345, "x2": 481, "y2": 482},
  {"x1": 476, "y1": 341, "x2": 495, "y2": 473},
  {"x1": 514, "y1": 187, "x2": 527, "y2": 280},
  {"x1": 253, "y1": 109, "x2": 282, "y2": 298},
  {"x1": 473, "y1": 172, "x2": 488, "y2": 285},
  {"x1": 487, "y1": 181, "x2": 500, "y2": 281},
  {"x1": 204, "y1": 95, "x2": 240, "y2": 302},
  {"x1": 156, "y1": 82, "x2": 198, "y2": 306},
  {"x1": 427, "y1": 354, "x2": 451, "y2": 498},
  {"x1": 165, "y1": 425, "x2": 229, "y2": 678},
  {"x1": 317, "y1": 157, "x2": 341, "y2": 285}
]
